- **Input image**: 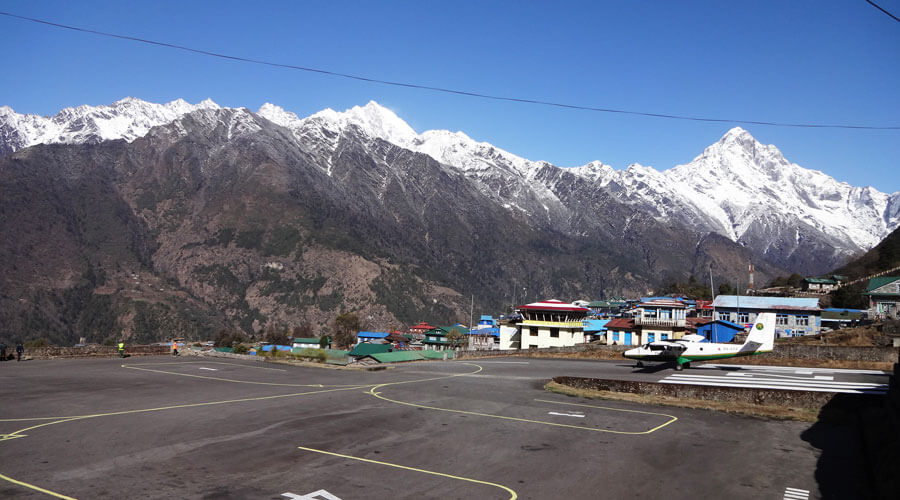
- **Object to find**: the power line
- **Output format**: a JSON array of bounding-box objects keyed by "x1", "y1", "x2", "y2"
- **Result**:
[
  {"x1": 864, "y1": 0, "x2": 900, "y2": 23},
  {"x1": 2, "y1": 10, "x2": 898, "y2": 131}
]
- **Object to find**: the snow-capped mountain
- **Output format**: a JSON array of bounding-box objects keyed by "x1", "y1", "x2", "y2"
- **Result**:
[
  {"x1": 2, "y1": 97, "x2": 897, "y2": 274},
  {"x1": 0, "y1": 97, "x2": 219, "y2": 155}
]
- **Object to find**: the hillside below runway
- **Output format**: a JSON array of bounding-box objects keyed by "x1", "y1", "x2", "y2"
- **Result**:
[{"x1": 0, "y1": 355, "x2": 882, "y2": 499}]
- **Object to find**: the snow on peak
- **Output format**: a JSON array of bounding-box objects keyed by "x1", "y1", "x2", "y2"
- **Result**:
[
  {"x1": 257, "y1": 103, "x2": 301, "y2": 129},
  {"x1": 0, "y1": 97, "x2": 224, "y2": 151},
  {"x1": 341, "y1": 100, "x2": 418, "y2": 147}
]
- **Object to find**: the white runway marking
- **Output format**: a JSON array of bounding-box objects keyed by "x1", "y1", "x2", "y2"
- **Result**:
[
  {"x1": 783, "y1": 486, "x2": 809, "y2": 499},
  {"x1": 660, "y1": 373, "x2": 888, "y2": 394},
  {"x1": 283, "y1": 490, "x2": 343, "y2": 500},
  {"x1": 698, "y1": 364, "x2": 890, "y2": 375},
  {"x1": 477, "y1": 361, "x2": 530, "y2": 364},
  {"x1": 198, "y1": 367, "x2": 218, "y2": 371},
  {"x1": 724, "y1": 372, "x2": 834, "y2": 381},
  {"x1": 547, "y1": 412, "x2": 585, "y2": 418}
]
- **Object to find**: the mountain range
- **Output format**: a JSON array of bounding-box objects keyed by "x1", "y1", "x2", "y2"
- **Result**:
[{"x1": 1, "y1": 98, "x2": 897, "y2": 344}]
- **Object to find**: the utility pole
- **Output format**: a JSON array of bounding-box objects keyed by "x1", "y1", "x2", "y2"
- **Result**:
[{"x1": 469, "y1": 294, "x2": 474, "y2": 329}]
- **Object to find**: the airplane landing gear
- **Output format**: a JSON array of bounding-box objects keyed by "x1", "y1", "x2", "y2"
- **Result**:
[
  {"x1": 635, "y1": 361, "x2": 644, "y2": 368},
  {"x1": 674, "y1": 363, "x2": 684, "y2": 371}
]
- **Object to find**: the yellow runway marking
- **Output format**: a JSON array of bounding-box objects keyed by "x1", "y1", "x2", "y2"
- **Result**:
[
  {"x1": 0, "y1": 385, "x2": 369, "y2": 423},
  {"x1": 0, "y1": 472, "x2": 77, "y2": 500},
  {"x1": 128, "y1": 360, "x2": 288, "y2": 371},
  {"x1": 366, "y1": 364, "x2": 677, "y2": 435},
  {"x1": 533, "y1": 399, "x2": 678, "y2": 434},
  {"x1": 121, "y1": 363, "x2": 339, "y2": 387},
  {"x1": 0, "y1": 384, "x2": 370, "y2": 499},
  {"x1": 296, "y1": 445, "x2": 517, "y2": 499}
]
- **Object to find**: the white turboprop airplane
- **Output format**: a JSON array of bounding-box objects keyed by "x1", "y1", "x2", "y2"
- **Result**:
[{"x1": 623, "y1": 312, "x2": 775, "y2": 370}]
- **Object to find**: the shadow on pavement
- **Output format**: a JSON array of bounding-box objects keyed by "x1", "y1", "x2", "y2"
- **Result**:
[{"x1": 800, "y1": 393, "x2": 889, "y2": 499}]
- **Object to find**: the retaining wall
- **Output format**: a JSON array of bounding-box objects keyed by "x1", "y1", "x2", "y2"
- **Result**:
[
  {"x1": 552, "y1": 375, "x2": 842, "y2": 409},
  {"x1": 14, "y1": 345, "x2": 170, "y2": 359}
]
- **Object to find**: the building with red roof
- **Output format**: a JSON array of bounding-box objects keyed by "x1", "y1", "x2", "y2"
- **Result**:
[
  {"x1": 605, "y1": 299, "x2": 690, "y2": 346},
  {"x1": 515, "y1": 299, "x2": 590, "y2": 349}
]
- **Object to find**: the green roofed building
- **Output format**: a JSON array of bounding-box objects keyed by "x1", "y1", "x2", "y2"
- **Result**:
[
  {"x1": 423, "y1": 325, "x2": 469, "y2": 351},
  {"x1": 348, "y1": 343, "x2": 392, "y2": 358},
  {"x1": 420, "y1": 349, "x2": 453, "y2": 360},
  {"x1": 293, "y1": 338, "x2": 321, "y2": 349},
  {"x1": 864, "y1": 276, "x2": 900, "y2": 319},
  {"x1": 361, "y1": 351, "x2": 425, "y2": 364}
]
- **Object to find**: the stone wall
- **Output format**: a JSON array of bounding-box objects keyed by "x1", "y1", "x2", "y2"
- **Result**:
[
  {"x1": 457, "y1": 343, "x2": 897, "y2": 366},
  {"x1": 457, "y1": 344, "x2": 630, "y2": 359},
  {"x1": 15, "y1": 345, "x2": 170, "y2": 359}
]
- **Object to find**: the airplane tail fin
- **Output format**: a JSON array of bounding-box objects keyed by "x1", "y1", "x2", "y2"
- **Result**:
[{"x1": 741, "y1": 312, "x2": 775, "y2": 352}]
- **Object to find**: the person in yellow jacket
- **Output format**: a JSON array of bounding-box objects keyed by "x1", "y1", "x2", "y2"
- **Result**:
[
  {"x1": 172, "y1": 340, "x2": 179, "y2": 356},
  {"x1": 118, "y1": 341, "x2": 125, "y2": 358}
]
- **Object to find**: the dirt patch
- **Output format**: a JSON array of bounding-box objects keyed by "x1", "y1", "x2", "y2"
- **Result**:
[{"x1": 544, "y1": 381, "x2": 821, "y2": 421}]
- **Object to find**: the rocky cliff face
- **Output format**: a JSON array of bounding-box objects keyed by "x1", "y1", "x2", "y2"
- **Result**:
[{"x1": 0, "y1": 104, "x2": 790, "y2": 345}]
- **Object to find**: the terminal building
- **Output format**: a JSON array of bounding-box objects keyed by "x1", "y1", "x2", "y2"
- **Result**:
[
  {"x1": 711, "y1": 295, "x2": 821, "y2": 337},
  {"x1": 514, "y1": 300, "x2": 590, "y2": 349}
]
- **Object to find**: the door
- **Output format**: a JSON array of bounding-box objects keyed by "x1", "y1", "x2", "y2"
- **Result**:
[{"x1": 624, "y1": 332, "x2": 632, "y2": 345}]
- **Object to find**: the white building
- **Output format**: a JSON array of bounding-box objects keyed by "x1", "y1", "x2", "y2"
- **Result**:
[{"x1": 514, "y1": 300, "x2": 590, "y2": 349}]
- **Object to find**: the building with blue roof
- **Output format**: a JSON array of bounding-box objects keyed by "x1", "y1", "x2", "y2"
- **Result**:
[
  {"x1": 356, "y1": 331, "x2": 390, "y2": 344},
  {"x1": 582, "y1": 319, "x2": 610, "y2": 342},
  {"x1": 712, "y1": 295, "x2": 821, "y2": 337},
  {"x1": 696, "y1": 320, "x2": 745, "y2": 343}
]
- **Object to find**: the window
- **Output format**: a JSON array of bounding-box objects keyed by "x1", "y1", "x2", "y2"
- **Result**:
[
  {"x1": 737, "y1": 312, "x2": 749, "y2": 324},
  {"x1": 529, "y1": 327, "x2": 538, "y2": 337},
  {"x1": 776, "y1": 314, "x2": 789, "y2": 326},
  {"x1": 718, "y1": 312, "x2": 730, "y2": 321},
  {"x1": 613, "y1": 332, "x2": 620, "y2": 342},
  {"x1": 550, "y1": 328, "x2": 559, "y2": 338},
  {"x1": 796, "y1": 315, "x2": 809, "y2": 326}
]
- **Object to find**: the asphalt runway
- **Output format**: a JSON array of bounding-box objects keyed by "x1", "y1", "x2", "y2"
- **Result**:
[{"x1": 0, "y1": 356, "x2": 877, "y2": 499}]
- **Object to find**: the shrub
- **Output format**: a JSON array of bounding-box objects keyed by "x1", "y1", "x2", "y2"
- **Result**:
[
  {"x1": 24, "y1": 338, "x2": 51, "y2": 348},
  {"x1": 233, "y1": 344, "x2": 249, "y2": 355},
  {"x1": 294, "y1": 348, "x2": 326, "y2": 363}
]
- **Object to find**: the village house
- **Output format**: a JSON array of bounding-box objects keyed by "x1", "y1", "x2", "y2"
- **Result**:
[
  {"x1": 605, "y1": 298, "x2": 687, "y2": 345},
  {"x1": 864, "y1": 276, "x2": 900, "y2": 319},
  {"x1": 712, "y1": 295, "x2": 822, "y2": 337},
  {"x1": 292, "y1": 337, "x2": 321, "y2": 349},
  {"x1": 515, "y1": 300, "x2": 590, "y2": 349},
  {"x1": 803, "y1": 275, "x2": 847, "y2": 293}
]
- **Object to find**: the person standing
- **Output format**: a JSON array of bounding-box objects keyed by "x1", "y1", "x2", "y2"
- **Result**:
[
  {"x1": 16, "y1": 342, "x2": 24, "y2": 361},
  {"x1": 118, "y1": 341, "x2": 125, "y2": 358},
  {"x1": 172, "y1": 340, "x2": 179, "y2": 356}
]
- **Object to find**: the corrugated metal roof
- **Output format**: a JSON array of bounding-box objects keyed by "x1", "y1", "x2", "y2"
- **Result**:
[
  {"x1": 638, "y1": 299, "x2": 687, "y2": 308},
  {"x1": 349, "y1": 343, "x2": 392, "y2": 356},
  {"x1": 582, "y1": 319, "x2": 611, "y2": 332},
  {"x1": 866, "y1": 276, "x2": 900, "y2": 293},
  {"x1": 712, "y1": 295, "x2": 820, "y2": 311},
  {"x1": 367, "y1": 351, "x2": 425, "y2": 363},
  {"x1": 420, "y1": 350, "x2": 454, "y2": 359},
  {"x1": 605, "y1": 318, "x2": 635, "y2": 329},
  {"x1": 517, "y1": 299, "x2": 590, "y2": 312},
  {"x1": 357, "y1": 331, "x2": 389, "y2": 338},
  {"x1": 293, "y1": 338, "x2": 319, "y2": 344}
]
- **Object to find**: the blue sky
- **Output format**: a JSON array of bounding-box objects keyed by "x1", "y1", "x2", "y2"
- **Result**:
[{"x1": 2, "y1": 1, "x2": 898, "y2": 192}]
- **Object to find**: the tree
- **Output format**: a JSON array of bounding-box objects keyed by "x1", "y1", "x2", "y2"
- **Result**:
[
  {"x1": 718, "y1": 283, "x2": 735, "y2": 295},
  {"x1": 332, "y1": 313, "x2": 360, "y2": 349},
  {"x1": 263, "y1": 323, "x2": 290, "y2": 346},
  {"x1": 446, "y1": 327, "x2": 467, "y2": 349}
]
